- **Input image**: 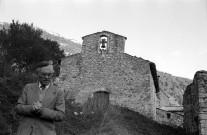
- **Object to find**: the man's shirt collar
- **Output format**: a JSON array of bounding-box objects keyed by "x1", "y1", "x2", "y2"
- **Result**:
[{"x1": 39, "y1": 83, "x2": 50, "y2": 90}]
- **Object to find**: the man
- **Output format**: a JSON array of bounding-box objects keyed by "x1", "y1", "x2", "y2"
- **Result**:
[{"x1": 15, "y1": 61, "x2": 65, "y2": 135}]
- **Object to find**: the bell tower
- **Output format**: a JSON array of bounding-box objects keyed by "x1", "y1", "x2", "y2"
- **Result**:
[{"x1": 81, "y1": 31, "x2": 127, "y2": 56}]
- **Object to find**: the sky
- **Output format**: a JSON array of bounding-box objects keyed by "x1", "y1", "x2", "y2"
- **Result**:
[{"x1": 0, "y1": 0, "x2": 207, "y2": 79}]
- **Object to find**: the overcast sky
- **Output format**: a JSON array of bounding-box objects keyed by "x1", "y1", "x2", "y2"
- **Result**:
[{"x1": 0, "y1": 0, "x2": 207, "y2": 79}]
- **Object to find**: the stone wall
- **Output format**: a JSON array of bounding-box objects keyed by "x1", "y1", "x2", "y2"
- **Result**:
[
  {"x1": 59, "y1": 53, "x2": 82, "y2": 99},
  {"x1": 59, "y1": 52, "x2": 157, "y2": 118},
  {"x1": 59, "y1": 31, "x2": 159, "y2": 119},
  {"x1": 197, "y1": 71, "x2": 207, "y2": 135},
  {"x1": 156, "y1": 108, "x2": 183, "y2": 127},
  {"x1": 183, "y1": 71, "x2": 207, "y2": 135},
  {"x1": 156, "y1": 90, "x2": 171, "y2": 108},
  {"x1": 183, "y1": 83, "x2": 199, "y2": 134}
]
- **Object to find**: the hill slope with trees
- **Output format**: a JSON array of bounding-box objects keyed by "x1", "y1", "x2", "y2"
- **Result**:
[
  {"x1": 0, "y1": 22, "x2": 82, "y2": 56},
  {"x1": 157, "y1": 71, "x2": 192, "y2": 105}
]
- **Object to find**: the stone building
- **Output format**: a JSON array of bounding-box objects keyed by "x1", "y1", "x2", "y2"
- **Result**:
[
  {"x1": 183, "y1": 70, "x2": 207, "y2": 135},
  {"x1": 58, "y1": 31, "x2": 176, "y2": 120},
  {"x1": 156, "y1": 106, "x2": 183, "y2": 127}
]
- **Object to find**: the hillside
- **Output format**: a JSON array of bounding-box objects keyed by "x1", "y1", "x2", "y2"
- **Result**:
[
  {"x1": 56, "y1": 100, "x2": 186, "y2": 135},
  {"x1": 0, "y1": 22, "x2": 82, "y2": 55},
  {"x1": 41, "y1": 30, "x2": 81, "y2": 55},
  {"x1": 157, "y1": 71, "x2": 192, "y2": 105}
]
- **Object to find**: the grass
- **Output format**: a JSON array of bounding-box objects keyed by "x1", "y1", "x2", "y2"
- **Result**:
[{"x1": 56, "y1": 99, "x2": 187, "y2": 135}]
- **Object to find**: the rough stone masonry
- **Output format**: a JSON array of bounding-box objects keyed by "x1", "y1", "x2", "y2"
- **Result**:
[
  {"x1": 58, "y1": 31, "x2": 161, "y2": 119},
  {"x1": 183, "y1": 70, "x2": 207, "y2": 135}
]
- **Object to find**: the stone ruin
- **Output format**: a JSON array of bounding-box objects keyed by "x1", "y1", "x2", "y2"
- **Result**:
[{"x1": 183, "y1": 70, "x2": 207, "y2": 135}]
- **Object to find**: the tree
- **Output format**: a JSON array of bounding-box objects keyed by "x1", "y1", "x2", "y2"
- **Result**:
[{"x1": 0, "y1": 20, "x2": 65, "y2": 72}]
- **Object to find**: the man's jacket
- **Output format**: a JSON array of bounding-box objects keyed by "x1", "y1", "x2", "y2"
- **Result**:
[{"x1": 15, "y1": 83, "x2": 65, "y2": 135}]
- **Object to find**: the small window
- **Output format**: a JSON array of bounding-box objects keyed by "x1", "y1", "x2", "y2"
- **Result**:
[
  {"x1": 167, "y1": 113, "x2": 171, "y2": 119},
  {"x1": 99, "y1": 35, "x2": 107, "y2": 51}
]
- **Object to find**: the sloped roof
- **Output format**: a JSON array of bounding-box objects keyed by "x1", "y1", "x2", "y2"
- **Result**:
[
  {"x1": 159, "y1": 106, "x2": 183, "y2": 112},
  {"x1": 82, "y1": 30, "x2": 127, "y2": 40}
]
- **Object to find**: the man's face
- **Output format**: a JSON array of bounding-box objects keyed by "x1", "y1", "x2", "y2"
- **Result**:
[{"x1": 37, "y1": 65, "x2": 54, "y2": 86}]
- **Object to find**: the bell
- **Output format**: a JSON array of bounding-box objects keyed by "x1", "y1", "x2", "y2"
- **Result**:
[{"x1": 101, "y1": 44, "x2": 106, "y2": 48}]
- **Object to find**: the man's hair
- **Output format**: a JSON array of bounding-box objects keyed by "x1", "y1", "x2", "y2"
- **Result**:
[
  {"x1": 37, "y1": 61, "x2": 51, "y2": 69},
  {"x1": 36, "y1": 61, "x2": 54, "y2": 72}
]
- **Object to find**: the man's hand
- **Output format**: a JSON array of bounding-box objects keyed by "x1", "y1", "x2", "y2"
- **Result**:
[
  {"x1": 31, "y1": 101, "x2": 43, "y2": 116},
  {"x1": 33, "y1": 101, "x2": 42, "y2": 110}
]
